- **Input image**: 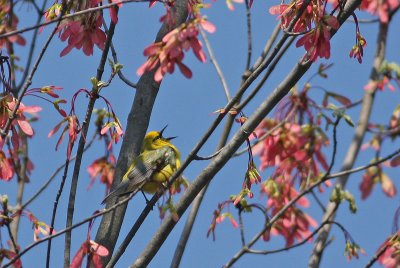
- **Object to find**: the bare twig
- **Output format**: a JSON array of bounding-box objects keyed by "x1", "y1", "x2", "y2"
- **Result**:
[
  {"x1": 364, "y1": 240, "x2": 390, "y2": 268},
  {"x1": 308, "y1": 19, "x2": 388, "y2": 268},
  {"x1": 200, "y1": 28, "x2": 231, "y2": 102},
  {"x1": 103, "y1": 20, "x2": 137, "y2": 89},
  {"x1": 170, "y1": 117, "x2": 235, "y2": 268},
  {"x1": 2, "y1": 193, "x2": 135, "y2": 268},
  {"x1": 63, "y1": 16, "x2": 118, "y2": 267},
  {"x1": 94, "y1": 1, "x2": 190, "y2": 265},
  {"x1": 249, "y1": 23, "x2": 281, "y2": 73},
  {"x1": 21, "y1": 132, "x2": 97, "y2": 211},
  {"x1": 0, "y1": 0, "x2": 145, "y2": 40},
  {"x1": 193, "y1": 148, "x2": 222, "y2": 160},
  {"x1": 9, "y1": 135, "x2": 28, "y2": 243},
  {"x1": 15, "y1": 0, "x2": 49, "y2": 93},
  {"x1": 129, "y1": 1, "x2": 361, "y2": 265},
  {"x1": 246, "y1": 214, "x2": 338, "y2": 255},
  {"x1": 223, "y1": 114, "x2": 341, "y2": 267},
  {"x1": 236, "y1": 36, "x2": 296, "y2": 112},
  {"x1": 244, "y1": 0, "x2": 252, "y2": 71},
  {"x1": 46, "y1": 159, "x2": 71, "y2": 268},
  {"x1": 326, "y1": 148, "x2": 400, "y2": 179},
  {"x1": 0, "y1": 2, "x2": 64, "y2": 139}
]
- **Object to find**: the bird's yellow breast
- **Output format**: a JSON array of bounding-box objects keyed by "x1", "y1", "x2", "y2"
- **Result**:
[{"x1": 143, "y1": 155, "x2": 181, "y2": 193}]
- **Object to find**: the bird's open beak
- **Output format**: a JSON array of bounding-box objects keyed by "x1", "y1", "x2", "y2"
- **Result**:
[
  {"x1": 160, "y1": 125, "x2": 176, "y2": 140},
  {"x1": 159, "y1": 125, "x2": 168, "y2": 137}
]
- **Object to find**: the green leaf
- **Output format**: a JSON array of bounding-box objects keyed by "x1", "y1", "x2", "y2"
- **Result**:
[{"x1": 343, "y1": 114, "x2": 354, "y2": 127}]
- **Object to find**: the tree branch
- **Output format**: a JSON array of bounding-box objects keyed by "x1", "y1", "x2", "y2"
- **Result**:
[
  {"x1": 129, "y1": 1, "x2": 361, "y2": 265},
  {"x1": 94, "y1": 1, "x2": 189, "y2": 266},
  {"x1": 63, "y1": 15, "x2": 118, "y2": 268},
  {"x1": 308, "y1": 19, "x2": 388, "y2": 268}
]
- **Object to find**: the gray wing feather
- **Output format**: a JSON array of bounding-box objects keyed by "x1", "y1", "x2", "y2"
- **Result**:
[{"x1": 101, "y1": 146, "x2": 175, "y2": 204}]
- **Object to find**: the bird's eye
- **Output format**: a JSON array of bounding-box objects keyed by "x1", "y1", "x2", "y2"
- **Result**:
[{"x1": 153, "y1": 135, "x2": 161, "y2": 142}]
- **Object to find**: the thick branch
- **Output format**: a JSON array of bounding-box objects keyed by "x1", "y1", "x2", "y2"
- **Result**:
[
  {"x1": 131, "y1": 51, "x2": 313, "y2": 268},
  {"x1": 130, "y1": 0, "x2": 361, "y2": 266},
  {"x1": 94, "y1": 1, "x2": 189, "y2": 266},
  {"x1": 308, "y1": 21, "x2": 388, "y2": 268}
]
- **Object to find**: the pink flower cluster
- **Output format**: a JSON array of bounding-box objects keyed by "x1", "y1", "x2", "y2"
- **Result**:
[
  {"x1": 43, "y1": 0, "x2": 115, "y2": 57},
  {"x1": 378, "y1": 233, "x2": 400, "y2": 268},
  {"x1": 262, "y1": 180, "x2": 317, "y2": 246},
  {"x1": 361, "y1": 0, "x2": 399, "y2": 23},
  {"x1": 254, "y1": 120, "x2": 329, "y2": 184},
  {"x1": 269, "y1": 0, "x2": 344, "y2": 62},
  {"x1": 87, "y1": 155, "x2": 116, "y2": 191},
  {"x1": 58, "y1": 11, "x2": 106, "y2": 57},
  {"x1": 0, "y1": 1, "x2": 26, "y2": 51},
  {"x1": 252, "y1": 119, "x2": 331, "y2": 245},
  {"x1": 0, "y1": 95, "x2": 41, "y2": 181},
  {"x1": 137, "y1": 17, "x2": 216, "y2": 82}
]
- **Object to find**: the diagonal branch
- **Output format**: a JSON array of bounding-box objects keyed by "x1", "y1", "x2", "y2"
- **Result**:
[
  {"x1": 129, "y1": 1, "x2": 361, "y2": 266},
  {"x1": 63, "y1": 15, "x2": 118, "y2": 268},
  {"x1": 94, "y1": 1, "x2": 190, "y2": 266},
  {"x1": 308, "y1": 20, "x2": 389, "y2": 268}
]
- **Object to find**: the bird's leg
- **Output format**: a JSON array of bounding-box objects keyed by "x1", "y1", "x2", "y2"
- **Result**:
[{"x1": 140, "y1": 190, "x2": 152, "y2": 208}]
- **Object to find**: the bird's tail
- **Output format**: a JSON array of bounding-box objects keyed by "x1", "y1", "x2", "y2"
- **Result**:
[{"x1": 101, "y1": 180, "x2": 130, "y2": 205}]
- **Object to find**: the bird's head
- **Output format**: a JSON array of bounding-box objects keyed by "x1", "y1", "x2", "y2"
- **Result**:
[{"x1": 142, "y1": 125, "x2": 176, "y2": 151}]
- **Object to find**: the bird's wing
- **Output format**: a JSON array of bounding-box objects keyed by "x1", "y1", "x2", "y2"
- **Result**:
[
  {"x1": 123, "y1": 146, "x2": 175, "y2": 188},
  {"x1": 101, "y1": 146, "x2": 175, "y2": 204}
]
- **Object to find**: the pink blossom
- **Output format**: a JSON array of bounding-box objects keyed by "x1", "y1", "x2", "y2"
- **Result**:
[
  {"x1": 0, "y1": 2, "x2": 26, "y2": 52},
  {"x1": 137, "y1": 18, "x2": 215, "y2": 82},
  {"x1": 87, "y1": 155, "x2": 116, "y2": 191},
  {"x1": 70, "y1": 240, "x2": 109, "y2": 268},
  {"x1": 360, "y1": 0, "x2": 399, "y2": 23},
  {"x1": 378, "y1": 234, "x2": 400, "y2": 268},
  {"x1": 58, "y1": 12, "x2": 106, "y2": 57},
  {"x1": 296, "y1": 14, "x2": 339, "y2": 62}
]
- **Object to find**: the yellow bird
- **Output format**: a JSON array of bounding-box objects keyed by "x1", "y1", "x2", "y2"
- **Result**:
[{"x1": 102, "y1": 126, "x2": 181, "y2": 204}]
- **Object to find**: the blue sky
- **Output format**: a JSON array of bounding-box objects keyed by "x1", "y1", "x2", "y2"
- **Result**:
[{"x1": 2, "y1": 1, "x2": 400, "y2": 267}]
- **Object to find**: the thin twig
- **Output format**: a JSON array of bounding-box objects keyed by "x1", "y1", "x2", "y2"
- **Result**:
[
  {"x1": 63, "y1": 16, "x2": 118, "y2": 267},
  {"x1": 249, "y1": 23, "x2": 281, "y2": 73},
  {"x1": 193, "y1": 148, "x2": 222, "y2": 160},
  {"x1": 246, "y1": 215, "x2": 337, "y2": 255},
  {"x1": 309, "y1": 18, "x2": 388, "y2": 267},
  {"x1": 238, "y1": 210, "x2": 246, "y2": 247},
  {"x1": 236, "y1": 36, "x2": 296, "y2": 112},
  {"x1": 200, "y1": 28, "x2": 231, "y2": 102},
  {"x1": 6, "y1": 224, "x2": 19, "y2": 254},
  {"x1": 325, "y1": 148, "x2": 400, "y2": 179},
  {"x1": 0, "y1": 0, "x2": 145, "y2": 40},
  {"x1": 224, "y1": 115, "x2": 341, "y2": 267},
  {"x1": 10, "y1": 135, "x2": 28, "y2": 243},
  {"x1": 46, "y1": 158, "x2": 70, "y2": 268},
  {"x1": 7, "y1": 0, "x2": 16, "y2": 90},
  {"x1": 364, "y1": 242, "x2": 389, "y2": 268},
  {"x1": 311, "y1": 190, "x2": 326, "y2": 213},
  {"x1": 0, "y1": 3, "x2": 65, "y2": 139},
  {"x1": 244, "y1": 0, "x2": 252, "y2": 71},
  {"x1": 15, "y1": 0, "x2": 49, "y2": 92},
  {"x1": 21, "y1": 132, "x2": 97, "y2": 211},
  {"x1": 2, "y1": 193, "x2": 135, "y2": 268},
  {"x1": 170, "y1": 117, "x2": 235, "y2": 268},
  {"x1": 103, "y1": 20, "x2": 137, "y2": 89}
]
